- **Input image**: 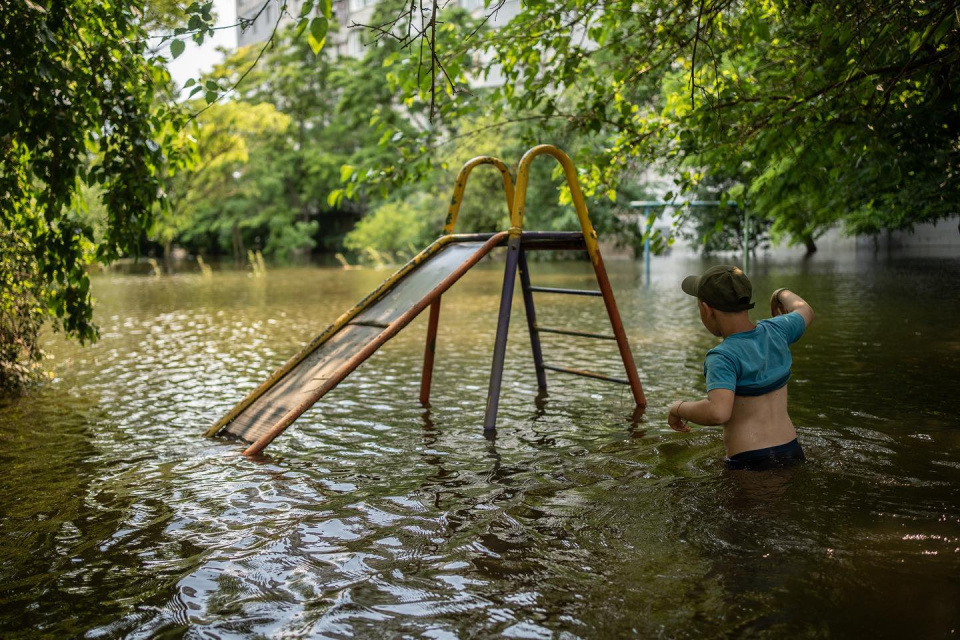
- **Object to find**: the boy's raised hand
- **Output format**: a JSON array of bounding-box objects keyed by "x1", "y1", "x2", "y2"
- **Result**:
[{"x1": 667, "y1": 401, "x2": 690, "y2": 432}]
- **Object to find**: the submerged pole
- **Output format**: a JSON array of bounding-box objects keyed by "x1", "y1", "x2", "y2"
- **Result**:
[
  {"x1": 419, "y1": 297, "x2": 442, "y2": 405},
  {"x1": 643, "y1": 206, "x2": 651, "y2": 286},
  {"x1": 743, "y1": 202, "x2": 751, "y2": 273},
  {"x1": 517, "y1": 249, "x2": 547, "y2": 390},
  {"x1": 483, "y1": 234, "x2": 522, "y2": 430}
]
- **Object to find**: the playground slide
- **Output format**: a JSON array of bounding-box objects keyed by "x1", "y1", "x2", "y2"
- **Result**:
[
  {"x1": 208, "y1": 145, "x2": 646, "y2": 457},
  {"x1": 209, "y1": 233, "x2": 506, "y2": 453}
]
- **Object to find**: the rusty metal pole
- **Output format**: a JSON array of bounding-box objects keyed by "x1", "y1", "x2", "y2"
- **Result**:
[
  {"x1": 590, "y1": 249, "x2": 647, "y2": 407},
  {"x1": 419, "y1": 297, "x2": 442, "y2": 405},
  {"x1": 483, "y1": 235, "x2": 521, "y2": 430},
  {"x1": 517, "y1": 248, "x2": 547, "y2": 390}
]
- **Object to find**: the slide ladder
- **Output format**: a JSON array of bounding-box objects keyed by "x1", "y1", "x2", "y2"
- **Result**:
[{"x1": 207, "y1": 145, "x2": 646, "y2": 455}]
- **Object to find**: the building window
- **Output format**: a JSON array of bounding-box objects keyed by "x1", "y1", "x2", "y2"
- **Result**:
[
  {"x1": 348, "y1": 31, "x2": 362, "y2": 57},
  {"x1": 348, "y1": 0, "x2": 373, "y2": 12}
]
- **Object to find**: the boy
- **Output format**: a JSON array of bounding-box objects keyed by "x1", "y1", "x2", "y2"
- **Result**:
[{"x1": 667, "y1": 265, "x2": 814, "y2": 470}]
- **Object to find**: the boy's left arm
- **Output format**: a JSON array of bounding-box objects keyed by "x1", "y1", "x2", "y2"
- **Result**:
[{"x1": 667, "y1": 389, "x2": 735, "y2": 432}]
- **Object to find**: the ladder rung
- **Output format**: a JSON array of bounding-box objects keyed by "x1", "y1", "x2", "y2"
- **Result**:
[
  {"x1": 349, "y1": 319, "x2": 391, "y2": 329},
  {"x1": 527, "y1": 286, "x2": 602, "y2": 297},
  {"x1": 542, "y1": 364, "x2": 630, "y2": 385},
  {"x1": 537, "y1": 326, "x2": 616, "y2": 340}
]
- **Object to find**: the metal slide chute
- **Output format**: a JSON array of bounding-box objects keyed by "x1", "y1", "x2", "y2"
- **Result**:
[{"x1": 211, "y1": 232, "x2": 506, "y2": 456}]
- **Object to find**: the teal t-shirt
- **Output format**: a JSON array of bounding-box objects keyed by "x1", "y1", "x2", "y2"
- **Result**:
[{"x1": 703, "y1": 312, "x2": 806, "y2": 396}]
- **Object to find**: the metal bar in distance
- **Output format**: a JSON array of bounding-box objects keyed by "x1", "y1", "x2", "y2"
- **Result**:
[
  {"x1": 537, "y1": 326, "x2": 616, "y2": 341},
  {"x1": 542, "y1": 364, "x2": 630, "y2": 385},
  {"x1": 527, "y1": 286, "x2": 602, "y2": 297},
  {"x1": 419, "y1": 297, "x2": 441, "y2": 406},
  {"x1": 518, "y1": 249, "x2": 547, "y2": 390},
  {"x1": 241, "y1": 232, "x2": 509, "y2": 456}
]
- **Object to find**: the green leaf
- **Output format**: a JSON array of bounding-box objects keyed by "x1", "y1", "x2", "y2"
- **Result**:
[
  {"x1": 300, "y1": 0, "x2": 314, "y2": 17},
  {"x1": 205, "y1": 90, "x2": 218, "y2": 104},
  {"x1": 908, "y1": 31, "x2": 923, "y2": 54},
  {"x1": 170, "y1": 39, "x2": 185, "y2": 59},
  {"x1": 308, "y1": 17, "x2": 328, "y2": 53},
  {"x1": 340, "y1": 164, "x2": 354, "y2": 182},
  {"x1": 308, "y1": 33, "x2": 326, "y2": 54}
]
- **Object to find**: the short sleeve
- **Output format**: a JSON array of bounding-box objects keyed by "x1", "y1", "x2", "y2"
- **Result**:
[
  {"x1": 704, "y1": 352, "x2": 738, "y2": 392},
  {"x1": 765, "y1": 312, "x2": 807, "y2": 345}
]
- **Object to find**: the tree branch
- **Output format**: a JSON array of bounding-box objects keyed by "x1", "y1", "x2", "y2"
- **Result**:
[{"x1": 186, "y1": 4, "x2": 284, "y2": 123}]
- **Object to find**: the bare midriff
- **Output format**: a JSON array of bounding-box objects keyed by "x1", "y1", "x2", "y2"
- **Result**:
[{"x1": 722, "y1": 385, "x2": 798, "y2": 457}]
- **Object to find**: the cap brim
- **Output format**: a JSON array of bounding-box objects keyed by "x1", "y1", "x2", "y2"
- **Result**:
[{"x1": 681, "y1": 275, "x2": 700, "y2": 298}]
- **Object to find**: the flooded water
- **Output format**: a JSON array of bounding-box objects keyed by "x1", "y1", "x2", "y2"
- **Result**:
[{"x1": 2, "y1": 249, "x2": 959, "y2": 638}]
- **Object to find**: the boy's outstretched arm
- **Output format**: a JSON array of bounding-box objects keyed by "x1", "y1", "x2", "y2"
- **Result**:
[
  {"x1": 771, "y1": 288, "x2": 814, "y2": 327},
  {"x1": 667, "y1": 389, "x2": 735, "y2": 432}
]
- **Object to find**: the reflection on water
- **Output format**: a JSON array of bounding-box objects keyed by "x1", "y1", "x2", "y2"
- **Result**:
[{"x1": 1, "y1": 250, "x2": 959, "y2": 637}]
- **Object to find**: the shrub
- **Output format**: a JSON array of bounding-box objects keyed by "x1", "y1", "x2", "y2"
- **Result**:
[{"x1": 0, "y1": 229, "x2": 47, "y2": 394}]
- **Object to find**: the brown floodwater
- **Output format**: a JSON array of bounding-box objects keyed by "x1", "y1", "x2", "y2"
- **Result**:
[{"x1": 1, "y1": 249, "x2": 959, "y2": 638}]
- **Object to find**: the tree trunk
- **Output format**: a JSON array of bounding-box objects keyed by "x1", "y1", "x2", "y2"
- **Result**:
[
  {"x1": 163, "y1": 239, "x2": 173, "y2": 274},
  {"x1": 803, "y1": 235, "x2": 817, "y2": 254},
  {"x1": 232, "y1": 223, "x2": 245, "y2": 268},
  {"x1": 298, "y1": 115, "x2": 309, "y2": 225}
]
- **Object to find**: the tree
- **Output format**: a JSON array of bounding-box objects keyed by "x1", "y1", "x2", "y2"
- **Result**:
[
  {"x1": 0, "y1": 0, "x2": 341, "y2": 390},
  {"x1": 157, "y1": 11, "x2": 484, "y2": 263},
  {"x1": 1, "y1": 0, "x2": 191, "y2": 392},
  {"x1": 154, "y1": 101, "x2": 293, "y2": 265},
  {"x1": 211, "y1": 28, "x2": 371, "y2": 254},
  {"x1": 0, "y1": 228, "x2": 46, "y2": 392},
  {"x1": 155, "y1": 24, "x2": 392, "y2": 262},
  {"x1": 348, "y1": 0, "x2": 960, "y2": 248}
]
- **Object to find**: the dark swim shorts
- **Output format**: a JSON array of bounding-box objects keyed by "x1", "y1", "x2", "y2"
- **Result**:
[{"x1": 725, "y1": 438, "x2": 806, "y2": 471}]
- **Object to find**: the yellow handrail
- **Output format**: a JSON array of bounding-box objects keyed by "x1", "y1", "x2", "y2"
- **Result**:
[
  {"x1": 442, "y1": 156, "x2": 515, "y2": 235},
  {"x1": 511, "y1": 144, "x2": 601, "y2": 260}
]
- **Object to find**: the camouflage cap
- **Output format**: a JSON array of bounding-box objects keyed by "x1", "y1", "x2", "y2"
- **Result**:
[{"x1": 681, "y1": 265, "x2": 755, "y2": 312}]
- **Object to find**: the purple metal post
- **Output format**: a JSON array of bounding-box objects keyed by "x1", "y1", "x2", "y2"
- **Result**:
[
  {"x1": 517, "y1": 248, "x2": 547, "y2": 390},
  {"x1": 483, "y1": 235, "x2": 522, "y2": 430}
]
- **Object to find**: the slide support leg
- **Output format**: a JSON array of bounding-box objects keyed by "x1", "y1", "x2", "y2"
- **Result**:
[
  {"x1": 517, "y1": 249, "x2": 547, "y2": 390},
  {"x1": 483, "y1": 234, "x2": 522, "y2": 430},
  {"x1": 591, "y1": 249, "x2": 647, "y2": 407},
  {"x1": 419, "y1": 297, "x2": 442, "y2": 405}
]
